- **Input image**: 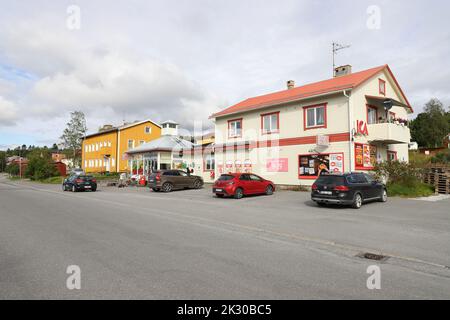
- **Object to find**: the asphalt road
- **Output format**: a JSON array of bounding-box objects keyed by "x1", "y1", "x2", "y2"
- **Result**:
[{"x1": 1, "y1": 174, "x2": 449, "y2": 299}]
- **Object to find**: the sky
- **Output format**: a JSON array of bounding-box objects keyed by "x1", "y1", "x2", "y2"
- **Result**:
[{"x1": 0, "y1": 0, "x2": 449, "y2": 150}]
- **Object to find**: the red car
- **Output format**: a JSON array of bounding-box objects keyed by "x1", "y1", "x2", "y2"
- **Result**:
[{"x1": 212, "y1": 173, "x2": 275, "y2": 199}]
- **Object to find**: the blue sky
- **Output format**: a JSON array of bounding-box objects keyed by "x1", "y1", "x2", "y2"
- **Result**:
[{"x1": 0, "y1": 0, "x2": 449, "y2": 150}]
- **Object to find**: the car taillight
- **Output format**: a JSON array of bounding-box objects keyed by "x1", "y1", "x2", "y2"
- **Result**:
[
  {"x1": 312, "y1": 183, "x2": 318, "y2": 190},
  {"x1": 91, "y1": 179, "x2": 96, "y2": 183},
  {"x1": 334, "y1": 185, "x2": 349, "y2": 191},
  {"x1": 75, "y1": 179, "x2": 82, "y2": 183},
  {"x1": 155, "y1": 174, "x2": 161, "y2": 181}
]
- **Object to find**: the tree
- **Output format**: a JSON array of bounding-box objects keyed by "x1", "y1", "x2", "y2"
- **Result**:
[
  {"x1": 60, "y1": 111, "x2": 87, "y2": 168},
  {"x1": 410, "y1": 99, "x2": 449, "y2": 148},
  {"x1": 25, "y1": 148, "x2": 58, "y2": 180},
  {"x1": 0, "y1": 151, "x2": 7, "y2": 172}
]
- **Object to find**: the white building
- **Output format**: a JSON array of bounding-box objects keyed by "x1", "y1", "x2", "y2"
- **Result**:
[{"x1": 210, "y1": 65, "x2": 413, "y2": 186}]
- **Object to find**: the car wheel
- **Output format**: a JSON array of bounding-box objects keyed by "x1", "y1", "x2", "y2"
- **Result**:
[
  {"x1": 72, "y1": 185, "x2": 77, "y2": 192},
  {"x1": 234, "y1": 188, "x2": 243, "y2": 199},
  {"x1": 62, "y1": 184, "x2": 66, "y2": 191},
  {"x1": 352, "y1": 193, "x2": 362, "y2": 209},
  {"x1": 216, "y1": 194, "x2": 224, "y2": 198},
  {"x1": 162, "y1": 182, "x2": 173, "y2": 193},
  {"x1": 92, "y1": 188, "x2": 97, "y2": 192},
  {"x1": 379, "y1": 189, "x2": 387, "y2": 202},
  {"x1": 265, "y1": 185, "x2": 274, "y2": 195},
  {"x1": 193, "y1": 179, "x2": 202, "y2": 189}
]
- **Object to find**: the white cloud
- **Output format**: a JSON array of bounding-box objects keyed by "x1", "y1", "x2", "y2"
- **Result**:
[{"x1": 0, "y1": 96, "x2": 17, "y2": 126}]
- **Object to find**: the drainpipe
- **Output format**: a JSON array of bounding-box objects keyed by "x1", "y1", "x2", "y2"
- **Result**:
[{"x1": 343, "y1": 90, "x2": 353, "y2": 172}]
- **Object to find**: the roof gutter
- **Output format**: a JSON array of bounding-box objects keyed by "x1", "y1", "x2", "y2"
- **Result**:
[{"x1": 210, "y1": 88, "x2": 353, "y2": 119}]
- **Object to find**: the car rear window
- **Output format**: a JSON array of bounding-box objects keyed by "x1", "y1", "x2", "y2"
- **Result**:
[
  {"x1": 315, "y1": 175, "x2": 345, "y2": 185},
  {"x1": 218, "y1": 174, "x2": 234, "y2": 181},
  {"x1": 79, "y1": 175, "x2": 93, "y2": 181}
]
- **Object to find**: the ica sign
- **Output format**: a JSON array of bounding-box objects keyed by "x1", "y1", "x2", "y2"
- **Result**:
[{"x1": 356, "y1": 120, "x2": 369, "y2": 136}]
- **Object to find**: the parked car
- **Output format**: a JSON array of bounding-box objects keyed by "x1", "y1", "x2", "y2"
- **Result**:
[
  {"x1": 213, "y1": 173, "x2": 275, "y2": 199},
  {"x1": 148, "y1": 170, "x2": 203, "y2": 192},
  {"x1": 62, "y1": 175, "x2": 97, "y2": 192},
  {"x1": 311, "y1": 172, "x2": 387, "y2": 209}
]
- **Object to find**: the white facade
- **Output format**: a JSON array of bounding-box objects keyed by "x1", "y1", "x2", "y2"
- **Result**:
[{"x1": 212, "y1": 66, "x2": 412, "y2": 186}]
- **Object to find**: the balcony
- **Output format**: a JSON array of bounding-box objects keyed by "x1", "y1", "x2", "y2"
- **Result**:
[{"x1": 367, "y1": 122, "x2": 410, "y2": 144}]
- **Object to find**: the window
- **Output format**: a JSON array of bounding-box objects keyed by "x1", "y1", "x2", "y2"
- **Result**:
[
  {"x1": 355, "y1": 143, "x2": 377, "y2": 169},
  {"x1": 139, "y1": 140, "x2": 145, "y2": 145},
  {"x1": 128, "y1": 140, "x2": 134, "y2": 149},
  {"x1": 299, "y1": 152, "x2": 344, "y2": 178},
  {"x1": 108, "y1": 141, "x2": 111, "y2": 147},
  {"x1": 228, "y1": 118, "x2": 243, "y2": 138},
  {"x1": 304, "y1": 104, "x2": 327, "y2": 130},
  {"x1": 239, "y1": 174, "x2": 250, "y2": 181},
  {"x1": 85, "y1": 145, "x2": 88, "y2": 152},
  {"x1": 379, "y1": 79, "x2": 386, "y2": 96},
  {"x1": 169, "y1": 124, "x2": 177, "y2": 129},
  {"x1": 249, "y1": 174, "x2": 262, "y2": 181},
  {"x1": 95, "y1": 159, "x2": 98, "y2": 167},
  {"x1": 95, "y1": 144, "x2": 99, "y2": 151},
  {"x1": 387, "y1": 150, "x2": 397, "y2": 161},
  {"x1": 347, "y1": 173, "x2": 367, "y2": 184},
  {"x1": 204, "y1": 154, "x2": 215, "y2": 171},
  {"x1": 84, "y1": 160, "x2": 87, "y2": 168},
  {"x1": 99, "y1": 159, "x2": 102, "y2": 167},
  {"x1": 145, "y1": 126, "x2": 151, "y2": 134},
  {"x1": 261, "y1": 112, "x2": 279, "y2": 134},
  {"x1": 367, "y1": 105, "x2": 378, "y2": 124},
  {"x1": 111, "y1": 158, "x2": 115, "y2": 167}
]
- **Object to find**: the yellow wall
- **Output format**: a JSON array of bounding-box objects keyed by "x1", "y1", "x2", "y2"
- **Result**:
[
  {"x1": 117, "y1": 122, "x2": 161, "y2": 172},
  {"x1": 81, "y1": 121, "x2": 161, "y2": 173},
  {"x1": 82, "y1": 130, "x2": 118, "y2": 173}
]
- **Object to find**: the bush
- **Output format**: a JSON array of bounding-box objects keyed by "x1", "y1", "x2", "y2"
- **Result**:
[
  {"x1": 25, "y1": 149, "x2": 58, "y2": 180},
  {"x1": 373, "y1": 161, "x2": 433, "y2": 197},
  {"x1": 431, "y1": 149, "x2": 450, "y2": 164},
  {"x1": 6, "y1": 163, "x2": 20, "y2": 176}
]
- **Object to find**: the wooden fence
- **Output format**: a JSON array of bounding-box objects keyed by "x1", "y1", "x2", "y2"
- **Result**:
[{"x1": 423, "y1": 165, "x2": 450, "y2": 194}]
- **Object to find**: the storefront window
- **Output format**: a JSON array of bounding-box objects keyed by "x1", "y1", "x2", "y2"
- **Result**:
[
  {"x1": 298, "y1": 153, "x2": 344, "y2": 178},
  {"x1": 205, "y1": 154, "x2": 215, "y2": 171},
  {"x1": 355, "y1": 143, "x2": 377, "y2": 169}
]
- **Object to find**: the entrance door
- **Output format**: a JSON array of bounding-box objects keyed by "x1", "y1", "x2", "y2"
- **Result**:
[{"x1": 105, "y1": 158, "x2": 110, "y2": 172}]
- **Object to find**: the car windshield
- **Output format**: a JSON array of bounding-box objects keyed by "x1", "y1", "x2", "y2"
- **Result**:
[
  {"x1": 79, "y1": 175, "x2": 93, "y2": 180},
  {"x1": 315, "y1": 175, "x2": 345, "y2": 185},
  {"x1": 218, "y1": 174, "x2": 234, "y2": 181}
]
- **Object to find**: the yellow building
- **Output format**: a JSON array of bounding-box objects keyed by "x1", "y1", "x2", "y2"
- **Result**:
[{"x1": 81, "y1": 119, "x2": 161, "y2": 173}]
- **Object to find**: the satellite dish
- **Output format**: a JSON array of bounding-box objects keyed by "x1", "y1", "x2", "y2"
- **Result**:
[{"x1": 383, "y1": 99, "x2": 393, "y2": 110}]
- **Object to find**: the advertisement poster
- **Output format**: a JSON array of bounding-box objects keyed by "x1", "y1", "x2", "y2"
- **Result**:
[
  {"x1": 217, "y1": 161, "x2": 224, "y2": 174},
  {"x1": 244, "y1": 159, "x2": 252, "y2": 173},
  {"x1": 329, "y1": 153, "x2": 344, "y2": 173},
  {"x1": 266, "y1": 158, "x2": 289, "y2": 172},
  {"x1": 355, "y1": 144, "x2": 376, "y2": 168},
  {"x1": 235, "y1": 160, "x2": 242, "y2": 172}
]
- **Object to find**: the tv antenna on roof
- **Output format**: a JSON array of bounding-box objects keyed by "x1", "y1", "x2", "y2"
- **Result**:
[{"x1": 332, "y1": 42, "x2": 351, "y2": 76}]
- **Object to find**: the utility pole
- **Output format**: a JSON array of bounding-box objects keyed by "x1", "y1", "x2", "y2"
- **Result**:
[{"x1": 332, "y1": 42, "x2": 351, "y2": 76}]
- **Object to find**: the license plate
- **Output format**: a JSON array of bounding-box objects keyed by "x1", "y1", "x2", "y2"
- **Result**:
[
  {"x1": 149, "y1": 180, "x2": 154, "y2": 182},
  {"x1": 84, "y1": 186, "x2": 91, "y2": 189},
  {"x1": 319, "y1": 191, "x2": 332, "y2": 195},
  {"x1": 215, "y1": 188, "x2": 223, "y2": 192}
]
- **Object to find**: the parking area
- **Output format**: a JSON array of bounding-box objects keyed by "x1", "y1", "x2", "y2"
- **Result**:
[{"x1": 1, "y1": 176, "x2": 450, "y2": 299}]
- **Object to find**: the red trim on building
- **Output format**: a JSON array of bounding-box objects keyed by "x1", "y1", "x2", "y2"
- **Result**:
[
  {"x1": 227, "y1": 118, "x2": 243, "y2": 138},
  {"x1": 260, "y1": 111, "x2": 280, "y2": 135},
  {"x1": 303, "y1": 103, "x2": 327, "y2": 131}
]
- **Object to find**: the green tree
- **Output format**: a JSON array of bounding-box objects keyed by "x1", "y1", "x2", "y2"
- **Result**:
[
  {"x1": 410, "y1": 99, "x2": 449, "y2": 148},
  {"x1": 25, "y1": 148, "x2": 58, "y2": 180},
  {"x1": 60, "y1": 111, "x2": 87, "y2": 168},
  {"x1": 0, "y1": 151, "x2": 6, "y2": 172}
]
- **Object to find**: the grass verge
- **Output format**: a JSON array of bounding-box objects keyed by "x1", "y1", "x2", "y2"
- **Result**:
[{"x1": 387, "y1": 182, "x2": 434, "y2": 198}]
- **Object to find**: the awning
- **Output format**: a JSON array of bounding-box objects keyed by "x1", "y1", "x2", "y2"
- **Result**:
[{"x1": 365, "y1": 95, "x2": 410, "y2": 110}]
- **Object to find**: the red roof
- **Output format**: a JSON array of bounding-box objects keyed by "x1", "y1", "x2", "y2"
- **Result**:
[{"x1": 211, "y1": 65, "x2": 412, "y2": 118}]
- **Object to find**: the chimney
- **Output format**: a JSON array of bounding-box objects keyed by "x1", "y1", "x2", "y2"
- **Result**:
[
  {"x1": 287, "y1": 80, "x2": 295, "y2": 90},
  {"x1": 334, "y1": 65, "x2": 352, "y2": 77}
]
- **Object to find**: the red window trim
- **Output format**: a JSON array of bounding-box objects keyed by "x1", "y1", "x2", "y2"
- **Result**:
[
  {"x1": 227, "y1": 118, "x2": 243, "y2": 138},
  {"x1": 303, "y1": 103, "x2": 327, "y2": 131},
  {"x1": 379, "y1": 78, "x2": 386, "y2": 96},
  {"x1": 354, "y1": 143, "x2": 375, "y2": 170},
  {"x1": 298, "y1": 152, "x2": 344, "y2": 179},
  {"x1": 387, "y1": 150, "x2": 397, "y2": 161},
  {"x1": 260, "y1": 111, "x2": 280, "y2": 135},
  {"x1": 366, "y1": 104, "x2": 378, "y2": 124}
]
